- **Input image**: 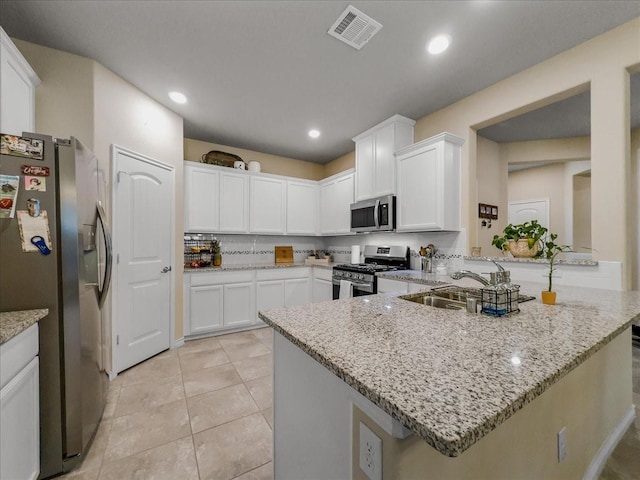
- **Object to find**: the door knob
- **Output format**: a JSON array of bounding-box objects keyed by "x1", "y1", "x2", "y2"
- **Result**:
[{"x1": 161, "y1": 266, "x2": 172, "y2": 274}]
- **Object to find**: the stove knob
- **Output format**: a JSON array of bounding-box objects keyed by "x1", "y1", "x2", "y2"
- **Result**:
[{"x1": 357, "y1": 273, "x2": 364, "y2": 280}]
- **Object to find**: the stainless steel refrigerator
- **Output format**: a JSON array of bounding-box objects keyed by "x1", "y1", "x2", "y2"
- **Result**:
[{"x1": 0, "y1": 133, "x2": 112, "y2": 478}]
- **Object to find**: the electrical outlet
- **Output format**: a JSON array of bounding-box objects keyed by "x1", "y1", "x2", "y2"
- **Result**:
[
  {"x1": 557, "y1": 427, "x2": 567, "y2": 462},
  {"x1": 359, "y1": 422, "x2": 382, "y2": 480}
]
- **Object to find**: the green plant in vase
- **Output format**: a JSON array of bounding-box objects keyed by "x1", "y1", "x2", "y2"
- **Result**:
[
  {"x1": 211, "y1": 238, "x2": 222, "y2": 266},
  {"x1": 540, "y1": 233, "x2": 571, "y2": 305},
  {"x1": 491, "y1": 220, "x2": 547, "y2": 257}
]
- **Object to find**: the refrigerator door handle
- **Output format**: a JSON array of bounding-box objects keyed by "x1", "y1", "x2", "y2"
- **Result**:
[{"x1": 96, "y1": 202, "x2": 113, "y2": 308}]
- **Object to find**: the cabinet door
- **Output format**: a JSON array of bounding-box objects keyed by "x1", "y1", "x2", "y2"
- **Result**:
[
  {"x1": 287, "y1": 181, "x2": 318, "y2": 235},
  {"x1": 312, "y1": 278, "x2": 333, "y2": 303},
  {"x1": 373, "y1": 123, "x2": 396, "y2": 197},
  {"x1": 0, "y1": 32, "x2": 38, "y2": 136},
  {"x1": 250, "y1": 176, "x2": 286, "y2": 234},
  {"x1": 220, "y1": 171, "x2": 248, "y2": 233},
  {"x1": 376, "y1": 278, "x2": 408, "y2": 294},
  {"x1": 224, "y1": 282, "x2": 255, "y2": 327},
  {"x1": 396, "y1": 145, "x2": 441, "y2": 231},
  {"x1": 355, "y1": 135, "x2": 375, "y2": 201},
  {"x1": 334, "y1": 173, "x2": 354, "y2": 234},
  {"x1": 1, "y1": 357, "x2": 39, "y2": 480},
  {"x1": 190, "y1": 285, "x2": 224, "y2": 334},
  {"x1": 285, "y1": 278, "x2": 311, "y2": 306},
  {"x1": 319, "y1": 181, "x2": 336, "y2": 234},
  {"x1": 256, "y1": 280, "x2": 285, "y2": 324},
  {"x1": 184, "y1": 165, "x2": 220, "y2": 232}
]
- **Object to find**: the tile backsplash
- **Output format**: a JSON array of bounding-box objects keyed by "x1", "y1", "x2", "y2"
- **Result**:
[{"x1": 184, "y1": 229, "x2": 467, "y2": 270}]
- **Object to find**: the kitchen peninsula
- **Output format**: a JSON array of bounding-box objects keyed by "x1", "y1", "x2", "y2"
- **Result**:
[{"x1": 259, "y1": 282, "x2": 640, "y2": 480}]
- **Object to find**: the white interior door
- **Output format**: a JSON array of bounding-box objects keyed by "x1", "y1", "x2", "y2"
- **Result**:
[
  {"x1": 508, "y1": 199, "x2": 549, "y2": 228},
  {"x1": 112, "y1": 146, "x2": 174, "y2": 374}
]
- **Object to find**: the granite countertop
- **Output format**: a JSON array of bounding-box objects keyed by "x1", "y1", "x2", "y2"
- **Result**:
[
  {"x1": 185, "y1": 261, "x2": 336, "y2": 273},
  {"x1": 0, "y1": 309, "x2": 48, "y2": 345},
  {"x1": 259, "y1": 282, "x2": 640, "y2": 457},
  {"x1": 464, "y1": 255, "x2": 598, "y2": 266},
  {"x1": 377, "y1": 269, "x2": 452, "y2": 286}
]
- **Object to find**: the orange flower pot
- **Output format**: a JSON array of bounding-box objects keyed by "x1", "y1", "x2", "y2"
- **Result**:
[{"x1": 541, "y1": 291, "x2": 557, "y2": 305}]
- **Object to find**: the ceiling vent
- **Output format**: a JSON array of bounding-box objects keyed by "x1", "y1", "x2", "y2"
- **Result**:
[{"x1": 328, "y1": 5, "x2": 382, "y2": 50}]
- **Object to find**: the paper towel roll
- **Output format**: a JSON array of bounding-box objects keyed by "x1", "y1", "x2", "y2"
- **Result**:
[{"x1": 351, "y1": 245, "x2": 361, "y2": 264}]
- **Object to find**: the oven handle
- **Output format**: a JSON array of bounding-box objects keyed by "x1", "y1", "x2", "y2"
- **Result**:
[
  {"x1": 332, "y1": 278, "x2": 373, "y2": 289},
  {"x1": 374, "y1": 199, "x2": 380, "y2": 229}
]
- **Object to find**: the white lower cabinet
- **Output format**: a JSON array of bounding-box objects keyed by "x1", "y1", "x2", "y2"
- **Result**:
[
  {"x1": 1, "y1": 323, "x2": 39, "y2": 480},
  {"x1": 285, "y1": 278, "x2": 311, "y2": 306},
  {"x1": 312, "y1": 268, "x2": 333, "y2": 303},
  {"x1": 190, "y1": 285, "x2": 224, "y2": 333},
  {"x1": 256, "y1": 280, "x2": 286, "y2": 325},
  {"x1": 185, "y1": 267, "x2": 315, "y2": 337}
]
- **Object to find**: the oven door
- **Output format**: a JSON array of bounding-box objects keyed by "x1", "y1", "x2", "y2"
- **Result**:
[{"x1": 332, "y1": 278, "x2": 375, "y2": 299}]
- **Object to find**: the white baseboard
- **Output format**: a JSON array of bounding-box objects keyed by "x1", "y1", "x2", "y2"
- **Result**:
[
  {"x1": 172, "y1": 337, "x2": 185, "y2": 349},
  {"x1": 582, "y1": 405, "x2": 636, "y2": 480}
]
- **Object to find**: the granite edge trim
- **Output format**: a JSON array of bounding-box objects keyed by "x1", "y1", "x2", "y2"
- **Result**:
[
  {"x1": 375, "y1": 272, "x2": 450, "y2": 286},
  {"x1": 464, "y1": 256, "x2": 598, "y2": 266},
  {"x1": 0, "y1": 309, "x2": 48, "y2": 345},
  {"x1": 259, "y1": 311, "x2": 634, "y2": 457},
  {"x1": 185, "y1": 263, "x2": 334, "y2": 273}
]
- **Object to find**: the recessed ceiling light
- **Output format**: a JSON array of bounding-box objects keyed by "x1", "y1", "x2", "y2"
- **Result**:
[
  {"x1": 308, "y1": 129, "x2": 320, "y2": 138},
  {"x1": 427, "y1": 34, "x2": 451, "y2": 55},
  {"x1": 169, "y1": 91, "x2": 187, "y2": 104}
]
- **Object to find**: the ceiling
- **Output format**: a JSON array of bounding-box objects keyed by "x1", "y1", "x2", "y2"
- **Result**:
[{"x1": 1, "y1": 1, "x2": 639, "y2": 163}]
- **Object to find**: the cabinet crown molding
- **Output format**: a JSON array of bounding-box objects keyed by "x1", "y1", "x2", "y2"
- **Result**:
[
  {"x1": 1, "y1": 27, "x2": 41, "y2": 86},
  {"x1": 395, "y1": 132, "x2": 465, "y2": 157},
  {"x1": 352, "y1": 114, "x2": 416, "y2": 142}
]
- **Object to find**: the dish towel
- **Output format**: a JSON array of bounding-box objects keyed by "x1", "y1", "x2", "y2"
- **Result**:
[{"x1": 339, "y1": 279, "x2": 353, "y2": 299}]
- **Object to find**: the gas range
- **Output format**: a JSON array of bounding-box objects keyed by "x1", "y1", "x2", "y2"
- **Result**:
[{"x1": 332, "y1": 245, "x2": 410, "y2": 298}]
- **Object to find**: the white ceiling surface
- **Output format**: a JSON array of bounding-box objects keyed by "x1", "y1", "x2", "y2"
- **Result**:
[{"x1": 1, "y1": 1, "x2": 639, "y2": 163}]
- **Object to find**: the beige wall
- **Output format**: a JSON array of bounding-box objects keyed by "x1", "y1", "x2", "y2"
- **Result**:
[
  {"x1": 476, "y1": 136, "x2": 508, "y2": 255},
  {"x1": 631, "y1": 126, "x2": 640, "y2": 290},
  {"x1": 15, "y1": 39, "x2": 186, "y2": 366},
  {"x1": 184, "y1": 138, "x2": 324, "y2": 180},
  {"x1": 410, "y1": 18, "x2": 639, "y2": 289},
  {"x1": 352, "y1": 329, "x2": 632, "y2": 480},
  {"x1": 13, "y1": 39, "x2": 94, "y2": 148},
  {"x1": 92, "y1": 62, "x2": 185, "y2": 345},
  {"x1": 573, "y1": 174, "x2": 592, "y2": 251},
  {"x1": 323, "y1": 150, "x2": 355, "y2": 178},
  {"x1": 508, "y1": 163, "x2": 567, "y2": 245},
  {"x1": 500, "y1": 136, "x2": 590, "y2": 165}
]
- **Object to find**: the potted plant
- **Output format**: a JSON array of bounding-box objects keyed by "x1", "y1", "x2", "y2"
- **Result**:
[
  {"x1": 540, "y1": 233, "x2": 571, "y2": 305},
  {"x1": 491, "y1": 220, "x2": 547, "y2": 257},
  {"x1": 211, "y1": 238, "x2": 222, "y2": 266}
]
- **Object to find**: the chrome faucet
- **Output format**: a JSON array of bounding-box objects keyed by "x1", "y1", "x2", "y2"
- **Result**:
[
  {"x1": 449, "y1": 270, "x2": 491, "y2": 286},
  {"x1": 450, "y1": 260, "x2": 506, "y2": 286}
]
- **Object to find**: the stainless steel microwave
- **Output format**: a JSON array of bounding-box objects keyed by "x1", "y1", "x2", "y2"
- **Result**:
[{"x1": 350, "y1": 195, "x2": 396, "y2": 233}]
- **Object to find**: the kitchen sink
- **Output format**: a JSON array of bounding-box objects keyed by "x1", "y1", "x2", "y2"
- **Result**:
[{"x1": 398, "y1": 292, "x2": 466, "y2": 310}]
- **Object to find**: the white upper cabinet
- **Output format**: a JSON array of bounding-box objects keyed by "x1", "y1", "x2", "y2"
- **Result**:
[
  {"x1": 0, "y1": 27, "x2": 40, "y2": 136},
  {"x1": 319, "y1": 170, "x2": 354, "y2": 235},
  {"x1": 219, "y1": 170, "x2": 249, "y2": 233},
  {"x1": 353, "y1": 115, "x2": 415, "y2": 201},
  {"x1": 395, "y1": 132, "x2": 464, "y2": 231},
  {"x1": 286, "y1": 180, "x2": 318, "y2": 235},
  {"x1": 250, "y1": 176, "x2": 286, "y2": 234},
  {"x1": 184, "y1": 164, "x2": 220, "y2": 232}
]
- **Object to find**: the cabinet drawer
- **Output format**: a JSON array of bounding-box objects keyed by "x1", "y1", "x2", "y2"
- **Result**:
[
  {"x1": 191, "y1": 271, "x2": 254, "y2": 286},
  {"x1": 313, "y1": 268, "x2": 332, "y2": 282},
  {"x1": 256, "y1": 267, "x2": 311, "y2": 282},
  {"x1": 0, "y1": 323, "x2": 38, "y2": 390}
]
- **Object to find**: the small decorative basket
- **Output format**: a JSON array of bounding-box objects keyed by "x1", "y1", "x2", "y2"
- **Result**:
[
  {"x1": 201, "y1": 150, "x2": 243, "y2": 167},
  {"x1": 481, "y1": 284, "x2": 520, "y2": 316}
]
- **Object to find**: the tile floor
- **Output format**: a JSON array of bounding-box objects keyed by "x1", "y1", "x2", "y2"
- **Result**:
[
  {"x1": 62, "y1": 327, "x2": 274, "y2": 480},
  {"x1": 61, "y1": 329, "x2": 639, "y2": 480}
]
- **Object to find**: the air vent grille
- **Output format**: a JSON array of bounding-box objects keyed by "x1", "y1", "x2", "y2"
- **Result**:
[{"x1": 328, "y1": 5, "x2": 382, "y2": 50}]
